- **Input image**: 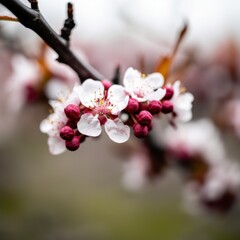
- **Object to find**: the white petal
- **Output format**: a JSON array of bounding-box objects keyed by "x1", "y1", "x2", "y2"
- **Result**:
[
  {"x1": 44, "y1": 79, "x2": 69, "y2": 100},
  {"x1": 145, "y1": 73, "x2": 164, "y2": 89},
  {"x1": 146, "y1": 88, "x2": 166, "y2": 101},
  {"x1": 172, "y1": 81, "x2": 181, "y2": 98},
  {"x1": 77, "y1": 113, "x2": 102, "y2": 137},
  {"x1": 105, "y1": 118, "x2": 130, "y2": 143},
  {"x1": 40, "y1": 118, "x2": 52, "y2": 133},
  {"x1": 175, "y1": 93, "x2": 194, "y2": 110},
  {"x1": 108, "y1": 85, "x2": 129, "y2": 114},
  {"x1": 66, "y1": 84, "x2": 81, "y2": 105},
  {"x1": 175, "y1": 109, "x2": 192, "y2": 122},
  {"x1": 48, "y1": 136, "x2": 66, "y2": 155},
  {"x1": 79, "y1": 79, "x2": 104, "y2": 108},
  {"x1": 123, "y1": 67, "x2": 141, "y2": 91}
]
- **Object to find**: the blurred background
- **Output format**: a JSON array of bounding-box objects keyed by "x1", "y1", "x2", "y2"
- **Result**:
[{"x1": 1, "y1": 0, "x2": 240, "y2": 239}]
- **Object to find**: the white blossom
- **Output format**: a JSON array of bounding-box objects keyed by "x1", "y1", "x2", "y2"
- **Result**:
[
  {"x1": 183, "y1": 161, "x2": 240, "y2": 214},
  {"x1": 164, "y1": 119, "x2": 226, "y2": 167},
  {"x1": 5, "y1": 55, "x2": 40, "y2": 113},
  {"x1": 40, "y1": 85, "x2": 80, "y2": 155},
  {"x1": 123, "y1": 67, "x2": 166, "y2": 102},
  {"x1": 77, "y1": 79, "x2": 130, "y2": 143},
  {"x1": 171, "y1": 81, "x2": 194, "y2": 122}
]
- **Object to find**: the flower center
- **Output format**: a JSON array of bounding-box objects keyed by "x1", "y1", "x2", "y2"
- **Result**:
[{"x1": 92, "y1": 96, "x2": 113, "y2": 116}]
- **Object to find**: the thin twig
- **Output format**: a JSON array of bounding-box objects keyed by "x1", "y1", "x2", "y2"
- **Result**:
[
  {"x1": 28, "y1": 0, "x2": 39, "y2": 11},
  {"x1": 60, "y1": 2, "x2": 75, "y2": 47},
  {"x1": 0, "y1": 15, "x2": 18, "y2": 22}
]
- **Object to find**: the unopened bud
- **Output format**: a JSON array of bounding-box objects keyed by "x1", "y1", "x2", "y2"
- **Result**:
[
  {"x1": 126, "y1": 98, "x2": 139, "y2": 113},
  {"x1": 75, "y1": 130, "x2": 86, "y2": 143},
  {"x1": 137, "y1": 110, "x2": 152, "y2": 126},
  {"x1": 139, "y1": 102, "x2": 149, "y2": 111},
  {"x1": 60, "y1": 126, "x2": 75, "y2": 140},
  {"x1": 66, "y1": 119, "x2": 77, "y2": 129},
  {"x1": 133, "y1": 123, "x2": 149, "y2": 138},
  {"x1": 148, "y1": 100, "x2": 162, "y2": 114},
  {"x1": 64, "y1": 104, "x2": 80, "y2": 121},
  {"x1": 65, "y1": 135, "x2": 81, "y2": 151},
  {"x1": 163, "y1": 86, "x2": 174, "y2": 100},
  {"x1": 25, "y1": 84, "x2": 38, "y2": 103},
  {"x1": 162, "y1": 101, "x2": 174, "y2": 114}
]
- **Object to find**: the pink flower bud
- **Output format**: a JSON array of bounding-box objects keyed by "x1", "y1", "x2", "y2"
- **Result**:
[
  {"x1": 137, "y1": 110, "x2": 152, "y2": 126},
  {"x1": 66, "y1": 119, "x2": 77, "y2": 129},
  {"x1": 163, "y1": 86, "x2": 174, "y2": 100},
  {"x1": 139, "y1": 102, "x2": 149, "y2": 111},
  {"x1": 60, "y1": 126, "x2": 75, "y2": 140},
  {"x1": 25, "y1": 84, "x2": 38, "y2": 103},
  {"x1": 65, "y1": 135, "x2": 81, "y2": 151},
  {"x1": 64, "y1": 104, "x2": 80, "y2": 121},
  {"x1": 148, "y1": 100, "x2": 162, "y2": 114},
  {"x1": 133, "y1": 123, "x2": 149, "y2": 138},
  {"x1": 75, "y1": 131, "x2": 86, "y2": 143},
  {"x1": 101, "y1": 80, "x2": 112, "y2": 90},
  {"x1": 80, "y1": 135, "x2": 86, "y2": 143},
  {"x1": 162, "y1": 101, "x2": 173, "y2": 114},
  {"x1": 126, "y1": 98, "x2": 139, "y2": 113}
]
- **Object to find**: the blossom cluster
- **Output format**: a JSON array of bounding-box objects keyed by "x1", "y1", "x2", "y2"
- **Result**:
[
  {"x1": 122, "y1": 119, "x2": 240, "y2": 214},
  {"x1": 40, "y1": 67, "x2": 194, "y2": 155}
]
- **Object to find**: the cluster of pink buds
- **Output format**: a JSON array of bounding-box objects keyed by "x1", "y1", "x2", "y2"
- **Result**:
[
  {"x1": 60, "y1": 104, "x2": 86, "y2": 151},
  {"x1": 40, "y1": 67, "x2": 194, "y2": 155},
  {"x1": 123, "y1": 86, "x2": 175, "y2": 138}
]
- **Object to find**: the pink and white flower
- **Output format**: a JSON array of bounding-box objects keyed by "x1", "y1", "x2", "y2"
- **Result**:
[
  {"x1": 170, "y1": 81, "x2": 194, "y2": 122},
  {"x1": 123, "y1": 67, "x2": 166, "y2": 102},
  {"x1": 4, "y1": 47, "x2": 80, "y2": 113},
  {"x1": 183, "y1": 161, "x2": 240, "y2": 214},
  {"x1": 40, "y1": 85, "x2": 81, "y2": 155},
  {"x1": 77, "y1": 79, "x2": 130, "y2": 143},
  {"x1": 164, "y1": 119, "x2": 226, "y2": 167},
  {"x1": 5, "y1": 55, "x2": 41, "y2": 113}
]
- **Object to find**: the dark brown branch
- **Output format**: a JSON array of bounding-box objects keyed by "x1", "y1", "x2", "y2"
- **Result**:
[
  {"x1": 111, "y1": 65, "x2": 121, "y2": 85},
  {"x1": 60, "y1": 2, "x2": 75, "y2": 47},
  {"x1": 0, "y1": 0, "x2": 105, "y2": 82}
]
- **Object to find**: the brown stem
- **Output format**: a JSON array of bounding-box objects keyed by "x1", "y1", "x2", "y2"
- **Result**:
[{"x1": 0, "y1": 0, "x2": 105, "y2": 82}]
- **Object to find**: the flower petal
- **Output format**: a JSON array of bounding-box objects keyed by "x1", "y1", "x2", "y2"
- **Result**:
[
  {"x1": 77, "y1": 113, "x2": 102, "y2": 137},
  {"x1": 48, "y1": 136, "x2": 66, "y2": 155},
  {"x1": 174, "y1": 93, "x2": 194, "y2": 110},
  {"x1": 40, "y1": 118, "x2": 52, "y2": 134},
  {"x1": 105, "y1": 118, "x2": 130, "y2": 143},
  {"x1": 145, "y1": 73, "x2": 164, "y2": 89},
  {"x1": 172, "y1": 80, "x2": 181, "y2": 98},
  {"x1": 79, "y1": 79, "x2": 104, "y2": 108},
  {"x1": 108, "y1": 85, "x2": 129, "y2": 114},
  {"x1": 146, "y1": 88, "x2": 166, "y2": 101},
  {"x1": 175, "y1": 109, "x2": 193, "y2": 122},
  {"x1": 123, "y1": 67, "x2": 141, "y2": 91}
]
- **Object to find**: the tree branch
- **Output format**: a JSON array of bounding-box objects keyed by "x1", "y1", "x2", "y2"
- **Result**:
[{"x1": 0, "y1": 0, "x2": 105, "y2": 82}]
